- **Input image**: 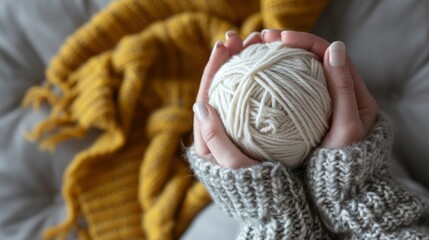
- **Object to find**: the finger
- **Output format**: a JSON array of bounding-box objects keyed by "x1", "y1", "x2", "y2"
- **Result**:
[
  {"x1": 281, "y1": 31, "x2": 329, "y2": 60},
  {"x1": 348, "y1": 60, "x2": 378, "y2": 131},
  {"x1": 261, "y1": 29, "x2": 282, "y2": 43},
  {"x1": 324, "y1": 41, "x2": 361, "y2": 129},
  {"x1": 193, "y1": 115, "x2": 210, "y2": 157},
  {"x1": 194, "y1": 114, "x2": 224, "y2": 166},
  {"x1": 193, "y1": 102, "x2": 259, "y2": 169},
  {"x1": 225, "y1": 31, "x2": 243, "y2": 56},
  {"x1": 243, "y1": 32, "x2": 262, "y2": 48},
  {"x1": 197, "y1": 41, "x2": 229, "y2": 102}
]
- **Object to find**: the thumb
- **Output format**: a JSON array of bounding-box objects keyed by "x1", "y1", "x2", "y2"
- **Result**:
[
  {"x1": 193, "y1": 102, "x2": 258, "y2": 169},
  {"x1": 322, "y1": 41, "x2": 365, "y2": 147},
  {"x1": 325, "y1": 41, "x2": 360, "y2": 123}
]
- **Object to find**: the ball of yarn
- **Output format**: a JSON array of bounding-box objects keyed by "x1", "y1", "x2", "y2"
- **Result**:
[{"x1": 209, "y1": 41, "x2": 332, "y2": 167}]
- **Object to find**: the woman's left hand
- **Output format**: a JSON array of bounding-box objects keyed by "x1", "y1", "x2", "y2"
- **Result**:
[{"x1": 259, "y1": 29, "x2": 379, "y2": 148}]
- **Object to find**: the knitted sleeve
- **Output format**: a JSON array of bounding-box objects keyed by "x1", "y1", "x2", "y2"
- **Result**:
[
  {"x1": 307, "y1": 115, "x2": 429, "y2": 239},
  {"x1": 187, "y1": 147, "x2": 328, "y2": 240}
]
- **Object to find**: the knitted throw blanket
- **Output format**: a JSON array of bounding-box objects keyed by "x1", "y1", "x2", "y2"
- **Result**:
[{"x1": 23, "y1": 0, "x2": 328, "y2": 239}]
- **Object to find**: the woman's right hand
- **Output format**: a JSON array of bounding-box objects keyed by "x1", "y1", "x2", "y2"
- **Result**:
[{"x1": 192, "y1": 31, "x2": 262, "y2": 169}]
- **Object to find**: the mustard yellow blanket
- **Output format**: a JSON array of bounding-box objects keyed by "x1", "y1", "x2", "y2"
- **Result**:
[{"x1": 23, "y1": 0, "x2": 328, "y2": 239}]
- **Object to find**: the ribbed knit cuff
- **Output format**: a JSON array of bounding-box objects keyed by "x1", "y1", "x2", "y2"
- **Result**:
[
  {"x1": 307, "y1": 114, "x2": 393, "y2": 199},
  {"x1": 307, "y1": 114, "x2": 429, "y2": 238},
  {"x1": 187, "y1": 147, "x2": 326, "y2": 239}
]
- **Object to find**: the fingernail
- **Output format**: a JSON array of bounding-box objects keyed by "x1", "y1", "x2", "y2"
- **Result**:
[
  {"x1": 243, "y1": 32, "x2": 260, "y2": 45},
  {"x1": 329, "y1": 41, "x2": 346, "y2": 67},
  {"x1": 261, "y1": 29, "x2": 268, "y2": 39},
  {"x1": 211, "y1": 40, "x2": 223, "y2": 56},
  {"x1": 225, "y1": 31, "x2": 236, "y2": 40},
  {"x1": 261, "y1": 29, "x2": 278, "y2": 39},
  {"x1": 193, "y1": 102, "x2": 208, "y2": 121},
  {"x1": 281, "y1": 31, "x2": 288, "y2": 36}
]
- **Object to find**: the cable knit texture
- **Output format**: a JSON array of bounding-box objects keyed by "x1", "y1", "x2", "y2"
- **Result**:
[
  {"x1": 188, "y1": 148, "x2": 326, "y2": 239},
  {"x1": 188, "y1": 115, "x2": 429, "y2": 239},
  {"x1": 307, "y1": 115, "x2": 429, "y2": 239}
]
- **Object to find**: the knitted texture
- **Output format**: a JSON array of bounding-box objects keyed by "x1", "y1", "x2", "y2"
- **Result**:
[
  {"x1": 22, "y1": 0, "x2": 329, "y2": 239},
  {"x1": 209, "y1": 42, "x2": 331, "y2": 167},
  {"x1": 187, "y1": 115, "x2": 429, "y2": 239},
  {"x1": 307, "y1": 115, "x2": 429, "y2": 239},
  {"x1": 188, "y1": 148, "x2": 326, "y2": 239}
]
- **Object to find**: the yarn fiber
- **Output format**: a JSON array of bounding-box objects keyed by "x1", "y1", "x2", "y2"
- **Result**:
[{"x1": 209, "y1": 42, "x2": 332, "y2": 167}]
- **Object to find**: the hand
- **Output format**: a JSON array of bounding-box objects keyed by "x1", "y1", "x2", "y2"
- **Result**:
[
  {"x1": 193, "y1": 30, "x2": 378, "y2": 170},
  {"x1": 259, "y1": 29, "x2": 378, "y2": 148},
  {"x1": 193, "y1": 31, "x2": 261, "y2": 169}
]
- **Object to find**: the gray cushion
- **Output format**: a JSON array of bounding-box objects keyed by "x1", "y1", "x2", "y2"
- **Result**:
[{"x1": 0, "y1": 0, "x2": 110, "y2": 239}]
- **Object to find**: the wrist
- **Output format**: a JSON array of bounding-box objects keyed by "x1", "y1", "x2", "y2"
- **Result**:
[
  {"x1": 188, "y1": 147, "x2": 304, "y2": 219},
  {"x1": 307, "y1": 114, "x2": 393, "y2": 199},
  {"x1": 187, "y1": 146, "x2": 327, "y2": 239}
]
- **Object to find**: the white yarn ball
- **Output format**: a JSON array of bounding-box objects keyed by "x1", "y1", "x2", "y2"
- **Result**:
[{"x1": 209, "y1": 42, "x2": 332, "y2": 167}]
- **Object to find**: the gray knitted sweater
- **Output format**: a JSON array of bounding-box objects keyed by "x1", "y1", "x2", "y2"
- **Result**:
[{"x1": 187, "y1": 116, "x2": 429, "y2": 239}]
